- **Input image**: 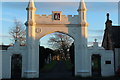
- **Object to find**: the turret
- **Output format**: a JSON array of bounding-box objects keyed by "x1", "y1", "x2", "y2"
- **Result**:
[
  {"x1": 25, "y1": 0, "x2": 37, "y2": 78},
  {"x1": 75, "y1": 0, "x2": 89, "y2": 76},
  {"x1": 77, "y1": 0, "x2": 88, "y2": 26},
  {"x1": 26, "y1": 0, "x2": 36, "y2": 26}
]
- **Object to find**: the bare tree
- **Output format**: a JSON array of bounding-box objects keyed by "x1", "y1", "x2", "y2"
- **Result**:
[
  {"x1": 9, "y1": 19, "x2": 26, "y2": 45},
  {"x1": 48, "y1": 32, "x2": 74, "y2": 59}
]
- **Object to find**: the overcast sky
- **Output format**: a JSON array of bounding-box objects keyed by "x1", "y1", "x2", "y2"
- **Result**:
[{"x1": 1, "y1": 1, "x2": 119, "y2": 47}]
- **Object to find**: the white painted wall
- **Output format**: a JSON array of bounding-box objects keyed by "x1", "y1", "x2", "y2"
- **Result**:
[
  {"x1": 1, "y1": 41, "x2": 27, "y2": 79},
  {"x1": 2, "y1": 50, "x2": 11, "y2": 79},
  {"x1": 101, "y1": 50, "x2": 114, "y2": 76},
  {"x1": 88, "y1": 42, "x2": 114, "y2": 77},
  {"x1": 0, "y1": 50, "x2": 2, "y2": 79},
  {"x1": 115, "y1": 48, "x2": 120, "y2": 71}
]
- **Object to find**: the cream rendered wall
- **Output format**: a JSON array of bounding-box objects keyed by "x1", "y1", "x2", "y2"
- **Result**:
[
  {"x1": 26, "y1": 14, "x2": 90, "y2": 77},
  {"x1": 26, "y1": 0, "x2": 89, "y2": 77},
  {"x1": 32, "y1": 23, "x2": 90, "y2": 77},
  {"x1": 35, "y1": 14, "x2": 79, "y2": 24}
]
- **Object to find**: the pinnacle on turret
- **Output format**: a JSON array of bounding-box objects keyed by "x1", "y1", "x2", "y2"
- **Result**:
[
  {"x1": 77, "y1": 0, "x2": 88, "y2": 26},
  {"x1": 105, "y1": 13, "x2": 112, "y2": 28},
  {"x1": 27, "y1": 0, "x2": 36, "y2": 9},
  {"x1": 107, "y1": 13, "x2": 109, "y2": 20},
  {"x1": 106, "y1": 13, "x2": 112, "y2": 23},
  {"x1": 78, "y1": 0, "x2": 87, "y2": 11},
  {"x1": 26, "y1": 0, "x2": 36, "y2": 26}
]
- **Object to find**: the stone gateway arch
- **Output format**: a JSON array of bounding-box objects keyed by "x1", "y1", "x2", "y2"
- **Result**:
[
  {"x1": 0, "y1": 0, "x2": 116, "y2": 79},
  {"x1": 25, "y1": 0, "x2": 90, "y2": 78}
]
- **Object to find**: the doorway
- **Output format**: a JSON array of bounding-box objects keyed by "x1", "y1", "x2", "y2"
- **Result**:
[
  {"x1": 11, "y1": 54, "x2": 22, "y2": 78},
  {"x1": 91, "y1": 54, "x2": 101, "y2": 76}
]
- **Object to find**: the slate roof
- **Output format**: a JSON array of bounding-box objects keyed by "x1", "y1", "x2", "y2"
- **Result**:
[{"x1": 110, "y1": 26, "x2": 120, "y2": 48}]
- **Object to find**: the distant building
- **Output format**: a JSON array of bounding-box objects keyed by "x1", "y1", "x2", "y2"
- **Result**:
[
  {"x1": 102, "y1": 13, "x2": 120, "y2": 50},
  {"x1": 0, "y1": 45, "x2": 10, "y2": 50},
  {"x1": 102, "y1": 13, "x2": 120, "y2": 72}
]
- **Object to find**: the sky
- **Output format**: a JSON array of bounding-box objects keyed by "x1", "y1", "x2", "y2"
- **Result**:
[
  {"x1": 1, "y1": 0, "x2": 120, "y2": 2},
  {"x1": 1, "y1": 1, "x2": 119, "y2": 47}
]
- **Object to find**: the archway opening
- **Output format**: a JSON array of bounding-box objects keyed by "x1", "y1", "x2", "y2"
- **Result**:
[
  {"x1": 39, "y1": 32, "x2": 75, "y2": 78},
  {"x1": 11, "y1": 54, "x2": 22, "y2": 79},
  {"x1": 91, "y1": 54, "x2": 101, "y2": 77}
]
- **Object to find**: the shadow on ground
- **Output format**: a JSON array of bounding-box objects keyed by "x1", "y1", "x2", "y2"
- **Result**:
[
  {"x1": 2, "y1": 61, "x2": 120, "y2": 80},
  {"x1": 2, "y1": 77, "x2": 120, "y2": 80}
]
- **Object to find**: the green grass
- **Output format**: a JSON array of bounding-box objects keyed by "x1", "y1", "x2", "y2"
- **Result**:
[
  {"x1": 40, "y1": 60, "x2": 57, "y2": 72},
  {"x1": 64, "y1": 60, "x2": 73, "y2": 71}
]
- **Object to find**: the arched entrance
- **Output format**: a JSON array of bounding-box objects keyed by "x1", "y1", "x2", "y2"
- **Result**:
[
  {"x1": 91, "y1": 54, "x2": 101, "y2": 76},
  {"x1": 11, "y1": 54, "x2": 22, "y2": 78},
  {"x1": 39, "y1": 32, "x2": 75, "y2": 78},
  {"x1": 25, "y1": 0, "x2": 90, "y2": 78}
]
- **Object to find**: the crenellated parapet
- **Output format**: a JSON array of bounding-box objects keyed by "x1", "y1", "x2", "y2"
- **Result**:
[{"x1": 35, "y1": 12, "x2": 80, "y2": 24}]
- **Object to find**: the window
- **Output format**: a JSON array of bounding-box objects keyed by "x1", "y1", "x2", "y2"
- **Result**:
[{"x1": 54, "y1": 13, "x2": 60, "y2": 20}]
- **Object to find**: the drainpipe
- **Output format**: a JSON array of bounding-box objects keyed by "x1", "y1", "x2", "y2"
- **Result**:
[{"x1": 113, "y1": 48, "x2": 116, "y2": 75}]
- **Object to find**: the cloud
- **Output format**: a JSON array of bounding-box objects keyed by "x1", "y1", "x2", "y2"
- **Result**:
[
  {"x1": 88, "y1": 34, "x2": 103, "y2": 41},
  {"x1": 89, "y1": 29, "x2": 104, "y2": 33},
  {"x1": 89, "y1": 35, "x2": 103, "y2": 38},
  {"x1": 2, "y1": 12, "x2": 16, "y2": 17},
  {"x1": 0, "y1": 34, "x2": 11, "y2": 38},
  {"x1": 1, "y1": 17, "x2": 26, "y2": 24},
  {"x1": 0, "y1": 18, "x2": 13, "y2": 22}
]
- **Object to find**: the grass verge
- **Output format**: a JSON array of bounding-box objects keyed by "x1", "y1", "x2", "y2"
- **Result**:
[
  {"x1": 40, "y1": 60, "x2": 57, "y2": 72},
  {"x1": 64, "y1": 60, "x2": 73, "y2": 71}
]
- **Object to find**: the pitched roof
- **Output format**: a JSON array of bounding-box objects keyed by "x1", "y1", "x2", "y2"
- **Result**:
[{"x1": 110, "y1": 26, "x2": 120, "y2": 48}]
